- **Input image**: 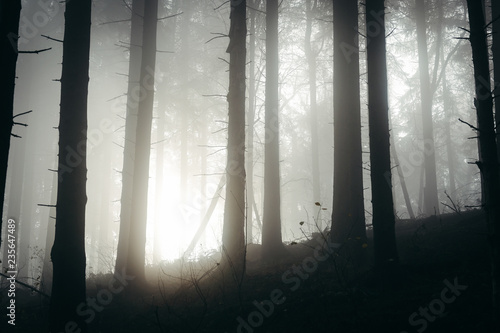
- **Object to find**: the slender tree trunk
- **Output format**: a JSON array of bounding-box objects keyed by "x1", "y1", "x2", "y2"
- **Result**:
[
  {"x1": 466, "y1": 0, "x2": 500, "y2": 327},
  {"x1": 49, "y1": 0, "x2": 92, "y2": 330},
  {"x1": 443, "y1": 72, "x2": 457, "y2": 202},
  {"x1": 126, "y1": 0, "x2": 158, "y2": 284},
  {"x1": 390, "y1": 135, "x2": 415, "y2": 219},
  {"x1": 42, "y1": 172, "x2": 57, "y2": 294},
  {"x1": 492, "y1": 0, "x2": 500, "y2": 160},
  {"x1": 0, "y1": 0, "x2": 22, "y2": 255},
  {"x1": 416, "y1": 0, "x2": 439, "y2": 216},
  {"x1": 365, "y1": 0, "x2": 399, "y2": 269},
  {"x1": 115, "y1": 0, "x2": 144, "y2": 275},
  {"x1": 306, "y1": 0, "x2": 321, "y2": 204},
  {"x1": 2, "y1": 138, "x2": 24, "y2": 279},
  {"x1": 246, "y1": 0, "x2": 260, "y2": 245},
  {"x1": 262, "y1": 0, "x2": 285, "y2": 258},
  {"x1": 222, "y1": 0, "x2": 247, "y2": 279},
  {"x1": 331, "y1": 0, "x2": 367, "y2": 248}
]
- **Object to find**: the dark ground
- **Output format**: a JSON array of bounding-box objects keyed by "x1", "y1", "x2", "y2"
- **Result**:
[{"x1": 1, "y1": 209, "x2": 495, "y2": 332}]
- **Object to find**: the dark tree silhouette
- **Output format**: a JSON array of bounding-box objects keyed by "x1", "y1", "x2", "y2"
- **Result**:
[
  {"x1": 126, "y1": 0, "x2": 158, "y2": 284},
  {"x1": 221, "y1": 0, "x2": 247, "y2": 279},
  {"x1": 49, "y1": 0, "x2": 92, "y2": 331},
  {"x1": 492, "y1": 0, "x2": 500, "y2": 160},
  {"x1": 115, "y1": 0, "x2": 144, "y2": 275},
  {"x1": 466, "y1": 0, "x2": 500, "y2": 326},
  {"x1": 0, "y1": 0, "x2": 22, "y2": 256},
  {"x1": 365, "y1": 0, "x2": 399, "y2": 269},
  {"x1": 331, "y1": 0, "x2": 367, "y2": 250},
  {"x1": 262, "y1": 0, "x2": 285, "y2": 258}
]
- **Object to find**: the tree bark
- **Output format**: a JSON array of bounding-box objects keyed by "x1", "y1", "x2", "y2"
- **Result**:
[
  {"x1": 365, "y1": 0, "x2": 399, "y2": 269},
  {"x1": 331, "y1": 0, "x2": 367, "y2": 248},
  {"x1": 222, "y1": 0, "x2": 247, "y2": 279},
  {"x1": 415, "y1": 0, "x2": 440, "y2": 216},
  {"x1": 0, "y1": 0, "x2": 22, "y2": 257},
  {"x1": 466, "y1": 0, "x2": 500, "y2": 327},
  {"x1": 126, "y1": 0, "x2": 158, "y2": 284},
  {"x1": 262, "y1": 0, "x2": 285, "y2": 258},
  {"x1": 49, "y1": 0, "x2": 92, "y2": 330}
]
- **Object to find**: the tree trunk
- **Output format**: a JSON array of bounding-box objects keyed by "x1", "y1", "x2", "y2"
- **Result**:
[
  {"x1": 41, "y1": 172, "x2": 57, "y2": 294},
  {"x1": 262, "y1": 0, "x2": 285, "y2": 258},
  {"x1": 415, "y1": 0, "x2": 439, "y2": 216},
  {"x1": 492, "y1": 0, "x2": 500, "y2": 160},
  {"x1": 2, "y1": 138, "x2": 24, "y2": 278},
  {"x1": 246, "y1": 0, "x2": 260, "y2": 245},
  {"x1": 390, "y1": 135, "x2": 415, "y2": 219},
  {"x1": 0, "y1": 0, "x2": 22, "y2": 256},
  {"x1": 49, "y1": 0, "x2": 92, "y2": 330},
  {"x1": 222, "y1": 0, "x2": 247, "y2": 280},
  {"x1": 331, "y1": 0, "x2": 367, "y2": 248},
  {"x1": 126, "y1": 0, "x2": 158, "y2": 284},
  {"x1": 306, "y1": 0, "x2": 321, "y2": 204},
  {"x1": 115, "y1": 0, "x2": 144, "y2": 275},
  {"x1": 466, "y1": 0, "x2": 500, "y2": 327},
  {"x1": 365, "y1": 0, "x2": 399, "y2": 269}
]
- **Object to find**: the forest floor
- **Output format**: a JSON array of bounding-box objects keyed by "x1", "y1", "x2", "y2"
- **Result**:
[{"x1": 1, "y1": 209, "x2": 495, "y2": 332}]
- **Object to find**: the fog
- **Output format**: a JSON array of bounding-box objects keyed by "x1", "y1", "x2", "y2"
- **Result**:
[{"x1": 1, "y1": 0, "x2": 496, "y2": 332}]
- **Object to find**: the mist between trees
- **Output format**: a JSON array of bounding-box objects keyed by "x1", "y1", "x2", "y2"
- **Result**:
[{"x1": 1, "y1": 0, "x2": 499, "y2": 332}]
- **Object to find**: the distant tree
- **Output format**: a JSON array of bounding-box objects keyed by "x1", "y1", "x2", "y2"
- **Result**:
[
  {"x1": 115, "y1": 0, "x2": 144, "y2": 275},
  {"x1": 365, "y1": 0, "x2": 399, "y2": 269},
  {"x1": 466, "y1": 0, "x2": 500, "y2": 326},
  {"x1": 49, "y1": 0, "x2": 92, "y2": 330},
  {"x1": 305, "y1": 0, "x2": 321, "y2": 203},
  {"x1": 246, "y1": 0, "x2": 262, "y2": 245},
  {"x1": 126, "y1": 0, "x2": 159, "y2": 284},
  {"x1": 262, "y1": 0, "x2": 285, "y2": 258},
  {"x1": 221, "y1": 0, "x2": 247, "y2": 280},
  {"x1": 0, "y1": 0, "x2": 22, "y2": 257},
  {"x1": 330, "y1": 0, "x2": 367, "y2": 251},
  {"x1": 415, "y1": 0, "x2": 439, "y2": 215}
]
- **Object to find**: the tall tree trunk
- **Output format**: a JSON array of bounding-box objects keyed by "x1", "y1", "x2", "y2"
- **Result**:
[
  {"x1": 262, "y1": 0, "x2": 284, "y2": 258},
  {"x1": 492, "y1": 0, "x2": 500, "y2": 160},
  {"x1": 179, "y1": 0, "x2": 192, "y2": 204},
  {"x1": 0, "y1": 0, "x2": 22, "y2": 256},
  {"x1": 365, "y1": 0, "x2": 399, "y2": 269},
  {"x1": 115, "y1": 0, "x2": 144, "y2": 275},
  {"x1": 42, "y1": 172, "x2": 57, "y2": 295},
  {"x1": 306, "y1": 0, "x2": 321, "y2": 204},
  {"x1": 2, "y1": 138, "x2": 24, "y2": 278},
  {"x1": 222, "y1": 0, "x2": 247, "y2": 279},
  {"x1": 49, "y1": 0, "x2": 92, "y2": 330},
  {"x1": 415, "y1": 0, "x2": 439, "y2": 216},
  {"x1": 331, "y1": 0, "x2": 367, "y2": 248},
  {"x1": 126, "y1": 0, "x2": 158, "y2": 284},
  {"x1": 443, "y1": 71, "x2": 457, "y2": 202},
  {"x1": 466, "y1": 0, "x2": 500, "y2": 327},
  {"x1": 246, "y1": 0, "x2": 260, "y2": 245}
]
